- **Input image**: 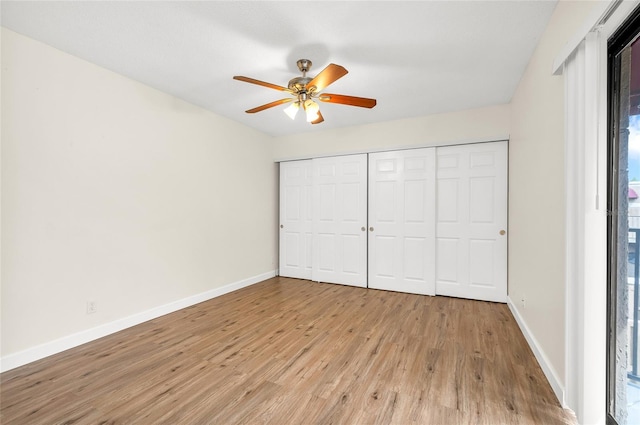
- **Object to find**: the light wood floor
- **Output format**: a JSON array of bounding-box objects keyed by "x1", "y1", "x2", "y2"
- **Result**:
[{"x1": 1, "y1": 277, "x2": 575, "y2": 424}]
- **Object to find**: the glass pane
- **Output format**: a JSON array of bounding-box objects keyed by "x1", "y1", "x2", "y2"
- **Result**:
[{"x1": 612, "y1": 35, "x2": 640, "y2": 425}]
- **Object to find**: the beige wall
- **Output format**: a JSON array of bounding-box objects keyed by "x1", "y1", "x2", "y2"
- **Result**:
[
  {"x1": 274, "y1": 104, "x2": 510, "y2": 160},
  {"x1": 1, "y1": 28, "x2": 278, "y2": 357},
  {"x1": 508, "y1": 0, "x2": 601, "y2": 390}
]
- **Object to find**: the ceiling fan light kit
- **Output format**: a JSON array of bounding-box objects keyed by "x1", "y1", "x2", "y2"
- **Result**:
[
  {"x1": 283, "y1": 101, "x2": 300, "y2": 120},
  {"x1": 233, "y1": 58, "x2": 376, "y2": 125}
]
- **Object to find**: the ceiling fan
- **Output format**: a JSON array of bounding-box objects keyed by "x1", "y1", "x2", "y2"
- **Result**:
[{"x1": 233, "y1": 59, "x2": 376, "y2": 125}]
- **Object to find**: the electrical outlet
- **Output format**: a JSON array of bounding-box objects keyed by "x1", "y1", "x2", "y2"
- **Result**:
[{"x1": 87, "y1": 300, "x2": 97, "y2": 314}]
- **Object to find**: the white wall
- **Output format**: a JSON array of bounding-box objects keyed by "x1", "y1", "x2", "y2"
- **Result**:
[
  {"x1": 508, "y1": 0, "x2": 601, "y2": 403},
  {"x1": 274, "y1": 104, "x2": 510, "y2": 160},
  {"x1": 1, "y1": 28, "x2": 278, "y2": 363}
]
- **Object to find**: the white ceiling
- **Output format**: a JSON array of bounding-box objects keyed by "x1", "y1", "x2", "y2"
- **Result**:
[{"x1": 1, "y1": 1, "x2": 557, "y2": 137}]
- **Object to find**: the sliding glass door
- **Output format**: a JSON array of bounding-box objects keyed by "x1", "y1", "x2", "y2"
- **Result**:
[{"x1": 607, "y1": 7, "x2": 640, "y2": 425}]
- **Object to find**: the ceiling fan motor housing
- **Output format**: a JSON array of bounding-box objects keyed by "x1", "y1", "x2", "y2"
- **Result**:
[
  {"x1": 288, "y1": 76, "x2": 312, "y2": 92},
  {"x1": 289, "y1": 59, "x2": 314, "y2": 92}
]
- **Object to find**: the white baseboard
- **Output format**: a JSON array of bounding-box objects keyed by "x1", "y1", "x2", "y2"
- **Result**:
[
  {"x1": 1, "y1": 270, "x2": 276, "y2": 373},
  {"x1": 507, "y1": 296, "x2": 566, "y2": 407}
]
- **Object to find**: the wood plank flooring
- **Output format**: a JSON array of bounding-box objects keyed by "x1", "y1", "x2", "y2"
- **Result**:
[{"x1": 1, "y1": 277, "x2": 575, "y2": 424}]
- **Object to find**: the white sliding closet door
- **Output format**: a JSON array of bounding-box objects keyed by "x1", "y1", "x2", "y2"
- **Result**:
[
  {"x1": 312, "y1": 155, "x2": 368, "y2": 287},
  {"x1": 279, "y1": 160, "x2": 313, "y2": 280},
  {"x1": 368, "y1": 149, "x2": 436, "y2": 295},
  {"x1": 436, "y1": 141, "x2": 508, "y2": 302}
]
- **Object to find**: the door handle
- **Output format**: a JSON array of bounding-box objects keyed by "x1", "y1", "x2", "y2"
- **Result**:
[
  {"x1": 369, "y1": 227, "x2": 374, "y2": 232},
  {"x1": 361, "y1": 227, "x2": 366, "y2": 231},
  {"x1": 499, "y1": 229, "x2": 506, "y2": 235}
]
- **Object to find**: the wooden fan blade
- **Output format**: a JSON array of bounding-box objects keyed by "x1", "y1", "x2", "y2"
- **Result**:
[
  {"x1": 311, "y1": 111, "x2": 324, "y2": 125},
  {"x1": 245, "y1": 98, "x2": 293, "y2": 113},
  {"x1": 318, "y1": 93, "x2": 377, "y2": 108},
  {"x1": 233, "y1": 76, "x2": 291, "y2": 92},
  {"x1": 306, "y1": 64, "x2": 348, "y2": 93}
]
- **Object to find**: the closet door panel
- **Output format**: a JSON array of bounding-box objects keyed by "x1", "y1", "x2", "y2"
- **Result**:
[
  {"x1": 317, "y1": 233, "x2": 336, "y2": 272},
  {"x1": 279, "y1": 160, "x2": 313, "y2": 279},
  {"x1": 375, "y1": 235, "x2": 396, "y2": 277},
  {"x1": 368, "y1": 148, "x2": 436, "y2": 295},
  {"x1": 312, "y1": 154, "x2": 368, "y2": 287},
  {"x1": 435, "y1": 141, "x2": 507, "y2": 302}
]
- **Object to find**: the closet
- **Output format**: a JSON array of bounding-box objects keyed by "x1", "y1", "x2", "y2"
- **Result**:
[
  {"x1": 278, "y1": 141, "x2": 507, "y2": 303},
  {"x1": 279, "y1": 159, "x2": 313, "y2": 280},
  {"x1": 435, "y1": 143, "x2": 507, "y2": 302},
  {"x1": 279, "y1": 155, "x2": 367, "y2": 287},
  {"x1": 368, "y1": 148, "x2": 436, "y2": 295}
]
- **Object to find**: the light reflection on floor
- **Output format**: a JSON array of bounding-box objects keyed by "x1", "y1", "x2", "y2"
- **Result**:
[{"x1": 628, "y1": 381, "x2": 640, "y2": 424}]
